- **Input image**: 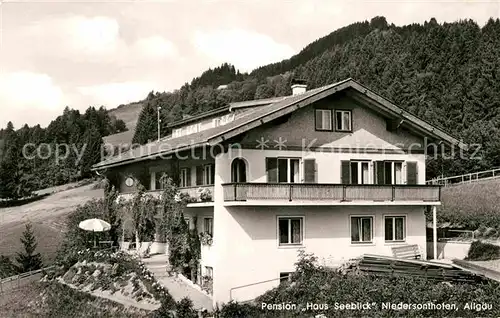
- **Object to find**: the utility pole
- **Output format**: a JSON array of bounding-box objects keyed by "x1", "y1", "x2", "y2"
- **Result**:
[{"x1": 157, "y1": 106, "x2": 162, "y2": 141}]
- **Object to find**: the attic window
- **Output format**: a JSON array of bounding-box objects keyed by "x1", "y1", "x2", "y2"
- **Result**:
[
  {"x1": 335, "y1": 110, "x2": 352, "y2": 132},
  {"x1": 315, "y1": 109, "x2": 332, "y2": 131}
]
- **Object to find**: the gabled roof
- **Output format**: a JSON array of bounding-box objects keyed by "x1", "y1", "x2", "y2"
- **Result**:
[
  {"x1": 93, "y1": 79, "x2": 466, "y2": 170},
  {"x1": 167, "y1": 96, "x2": 286, "y2": 129}
]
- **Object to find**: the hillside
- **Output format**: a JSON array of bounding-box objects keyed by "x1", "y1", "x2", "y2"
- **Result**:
[
  {"x1": 0, "y1": 182, "x2": 104, "y2": 264},
  {"x1": 438, "y1": 178, "x2": 500, "y2": 233},
  {"x1": 107, "y1": 102, "x2": 144, "y2": 133},
  {"x1": 128, "y1": 16, "x2": 500, "y2": 179}
]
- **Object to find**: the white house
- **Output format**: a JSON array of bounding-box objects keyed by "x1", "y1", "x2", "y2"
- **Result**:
[{"x1": 92, "y1": 78, "x2": 466, "y2": 306}]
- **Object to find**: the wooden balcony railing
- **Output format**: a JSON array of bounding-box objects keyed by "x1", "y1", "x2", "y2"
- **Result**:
[
  {"x1": 117, "y1": 185, "x2": 214, "y2": 202},
  {"x1": 222, "y1": 183, "x2": 441, "y2": 202}
]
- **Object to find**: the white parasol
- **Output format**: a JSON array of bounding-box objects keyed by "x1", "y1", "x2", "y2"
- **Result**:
[{"x1": 78, "y1": 218, "x2": 111, "y2": 247}]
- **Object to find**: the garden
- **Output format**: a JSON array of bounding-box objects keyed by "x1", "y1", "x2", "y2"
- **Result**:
[{"x1": 214, "y1": 251, "x2": 500, "y2": 318}]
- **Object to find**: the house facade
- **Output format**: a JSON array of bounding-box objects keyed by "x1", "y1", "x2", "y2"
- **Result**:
[{"x1": 93, "y1": 79, "x2": 465, "y2": 306}]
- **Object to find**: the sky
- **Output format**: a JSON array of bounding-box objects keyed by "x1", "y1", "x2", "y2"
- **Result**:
[{"x1": 0, "y1": 0, "x2": 499, "y2": 129}]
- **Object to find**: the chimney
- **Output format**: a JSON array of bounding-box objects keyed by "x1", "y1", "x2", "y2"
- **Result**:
[{"x1": 291, "y1": 78, "x2": 307, "y2": 95}]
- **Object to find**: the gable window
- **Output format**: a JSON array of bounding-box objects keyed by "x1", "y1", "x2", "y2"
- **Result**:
[
  {"x1": 266, "y1": 158, "x2": 300, "y2": 183},
  {"x1": 278, "y1": 216, "x2": 304, "y2": 246},
  {"x1": 204, "y1": 217, "x2": 213, "y2": 236},
  {"x1": 341, "y1": 160, "x2": 370, "y2": 184},
  {"x1": 179, "y1": 168, "x2": 191, "y2": 188},
  {"x1": 231, "y1": 158, "x2": 247, "y2": 183},
  {"x1": 335, "y1": 110, "x2": 352, "y2": 132},
  {"x1": 196, "y1": 164, "x2": 215, "y2": 185},
  {"x1": 315, "y1": 109, "x2": 332, "y2": 131},
  {"x1": 351, "y1": 216, "x2": 373, "y2": 244},
  {"x1": 385, "y1": 216, "x2": 406, "y2": 242},
  {"x1": 374, "y1": 161, "x2": 403, "y2": 185}
]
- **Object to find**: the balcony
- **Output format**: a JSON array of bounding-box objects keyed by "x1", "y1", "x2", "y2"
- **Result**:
[
  {"x1": 117, "y1": 185, "x2": 214, "y2": 207},
  {"x1": 222, "y1": 183, "x2": 441, "y2": 206}
]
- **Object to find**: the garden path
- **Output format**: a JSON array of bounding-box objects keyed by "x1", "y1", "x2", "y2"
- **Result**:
[{"x1": 142, "y1": 254, "x2": 213, "y2": 312}]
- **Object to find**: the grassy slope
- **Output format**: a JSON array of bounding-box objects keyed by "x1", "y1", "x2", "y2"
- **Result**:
[
  {"x1": 0, "y1": 281, "x2": 150, "y2": 318},
  {"x1": 0, "y1": 183, "x2": 104, "y2": 264},
  {"x1": 104, "y1": 102, "x2": 144, "y2": 147},
  {"x1": 439, "y1": 178, "x2": 500, "y2": 228}
]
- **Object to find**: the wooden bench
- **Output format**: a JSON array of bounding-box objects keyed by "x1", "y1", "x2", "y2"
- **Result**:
[{"x1": 391, "y1": 244, "x2": 422, "y2": 259}]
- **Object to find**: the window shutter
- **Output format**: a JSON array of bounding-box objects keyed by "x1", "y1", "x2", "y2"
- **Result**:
[
  {"x1": 341, "y1": 161, "x2": 350, "y2": 184},
  {"x1": 303, "y1": 159, "x2": 316, "y2": 183},
  {"x1": 186, "y1": 168, "x2": 191, "y2": 187},
  {"x1": 406, "y1": 162, "x2": 418, "y2": 185},
  {"x1": 196, "y1": 166, "x2": 204, "y2": 185},
  {"x1": 210, "y1": 164, "x2": 215, "y2": 185},
  {"x1": 266, "y1": 158, "x2": 278, "y2": 182},
  {"x1": 375, "y1": 161, "x2": 385, "y2": 185}
]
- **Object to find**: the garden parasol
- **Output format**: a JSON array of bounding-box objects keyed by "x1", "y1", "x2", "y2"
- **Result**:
[{"x1": 78, "y1": 218, "x2": 111, "y2": 248}]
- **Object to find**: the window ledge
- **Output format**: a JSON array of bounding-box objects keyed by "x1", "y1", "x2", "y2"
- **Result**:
[
  {"x1": 278, "y1": 244, "x2": 305, "y2": 249},
  {"x1": 350, "y1": 242, "x2": 375, "y2": 247},
  {"x1": 384, "y1": 241, "x2": 407, "y2": 246}
]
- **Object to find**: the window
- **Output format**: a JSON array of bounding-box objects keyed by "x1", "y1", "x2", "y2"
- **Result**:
[
  {"x1": 266, "y1": 158, "x2": 300, "y2": 183},
  {"x1": 335, "y1": 110, "x2": 352, "y2": 131},
  {"x1": 315, "y1": 109, "x2": 332, "y2": 131},
  {"x1": 342, "y1": 161, "x2": 370, "y2": 184},
  {"x1": 196, "y1": 164, "x2": 215, "y2": 185},
  {"x1": 374, "y1": 161, "x2": 403, "y2": 185},
  {"x1": 385, "y1": 216, "x2": 406, "y2": 242},
  {"x1": 231, "y1": 158, "x2": 247, "y2": 183},
  {"x1": 179, "y1": 168, "x2": 190, "y2": 188},
  {"x1": 205, "y1": 266, "x2": 213, "y2": 278},
  {"x1": 155, "y1": 172, "x2": 169, "y2": 190},
  {"x1": 204, "y1": 218, "x2": 213, "y2": 236},
  {"x1": 278, "y1": 217, "x2": 304, "y2": 246},
  {"x1": 351, "y1": 216, "x2": 373, "y2": 244},
  {"x1": 279, "y1": 272, "x2": 292, "y2": 284}
]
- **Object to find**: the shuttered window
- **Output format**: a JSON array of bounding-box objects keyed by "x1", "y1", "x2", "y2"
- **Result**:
[
  {"x1": 266, "y1": 157, "x2": 300, "y2": 183},
  {"x1": 374, "y1": 161, "x2": 403, "y2": 185}
]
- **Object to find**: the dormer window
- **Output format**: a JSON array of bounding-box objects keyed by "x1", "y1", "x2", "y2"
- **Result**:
[
  {"x1": 335, "y1": 110, "x2": 352, "y2": 132},
  {"x1": 315, "y1": 109, "x2": 332, "y2": 131}
]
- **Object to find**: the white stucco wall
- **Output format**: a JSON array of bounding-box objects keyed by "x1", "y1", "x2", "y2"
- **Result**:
[
  {"x1": 224, "y1": 148, "x2": 426, "y2": 185},
  {"x1": 212, "y1": 150, "x2": 428, "y2": 306}
]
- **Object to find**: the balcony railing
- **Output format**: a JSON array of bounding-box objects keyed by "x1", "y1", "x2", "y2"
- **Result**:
[
  {"x1": 117, "y1": 185, "x2": 214, "y2": 202},
  {"x1": 222, "y1": 183, "x2": 441, "y2": 202}
]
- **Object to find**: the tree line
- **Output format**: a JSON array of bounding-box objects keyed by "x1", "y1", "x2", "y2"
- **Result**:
[
  {"x1": 133, "y1": 16, "x2": 500, "y2": 178},
  {"x1": 0, "y1": 106, "x2": 126, "y2": 199}
]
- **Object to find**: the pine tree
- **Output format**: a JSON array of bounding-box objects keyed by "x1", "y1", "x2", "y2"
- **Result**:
[
  {"x1": 132, "y1": 100, "x2": 159, "y2": 144},
  {"x1": 15, "y1": 222, "x2": 43, "y2": 273}
]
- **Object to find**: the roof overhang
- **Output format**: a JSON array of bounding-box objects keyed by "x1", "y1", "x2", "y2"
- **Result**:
[{"x1": 93, "y1": 78, "x2": 467, "y2": 171}]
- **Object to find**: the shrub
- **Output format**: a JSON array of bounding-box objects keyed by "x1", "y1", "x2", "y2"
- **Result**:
[
  {"x1": 217, "y1": 251, "x2": 500, "y2": 318},
  {"x1": 466, "y1": 240, "x2": 500, "y2": 261},
  {"x1": 175, "y1": 298, "x2": 198, "y2": 318}
]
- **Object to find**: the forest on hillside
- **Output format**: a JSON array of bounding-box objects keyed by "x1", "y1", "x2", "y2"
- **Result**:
[
  {"x1": 133, "y1": 16, "x2": 500, "y2": 179},
  {"x1": 0, "y1": 107, "x2": 126, "y2": 199}
]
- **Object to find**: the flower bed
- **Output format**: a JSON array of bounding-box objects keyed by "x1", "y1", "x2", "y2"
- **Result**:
[{"x1": 49, "y1": 249, "x2": 176, "y2": 310}]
